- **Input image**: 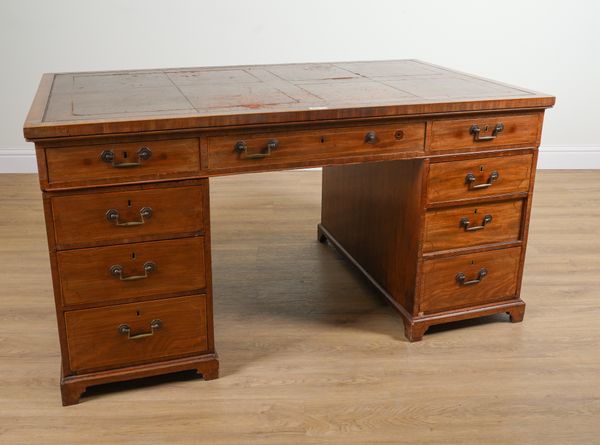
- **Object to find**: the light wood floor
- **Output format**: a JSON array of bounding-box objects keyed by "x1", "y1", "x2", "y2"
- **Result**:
[{"x1": 1, "y1": 170, "x2": 599, "y2": 444}]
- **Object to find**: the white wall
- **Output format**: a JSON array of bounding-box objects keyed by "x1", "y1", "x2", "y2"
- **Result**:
[{"x1": 1, "y1": 0, "x2": 599, "y2": 172}]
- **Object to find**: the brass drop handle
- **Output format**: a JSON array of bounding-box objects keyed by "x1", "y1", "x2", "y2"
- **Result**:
[
  {"x1": 465, "y1": 171, "x2": 499, "y2": 190},
  {"x1": 100, "y1": 146, "x2": 152, "y2": 168},
  {"x1": 234, "y1": 139, "x2": 279, "y2": 159},
  {"x1": 106, "y1": 207, "x2": 152, "y2": 226},
  {"x1": 456, "y1": 268, "x2": 488, "y2": 286},
  {"x1": 365, "y1": 131, "x2": 377, "y2": 144},
  {"x1": 118, "y1": 319, "x2": 162, "y2": 340},
  {"x1": 470, "y1": 123, "x2": 504, "y2": 141},
  {"x1": 110, "y1": 261, "x2": 156, "y2": 281},
  {"x1": 460, "y1": 214, "x2": 493, "y2": 231}
]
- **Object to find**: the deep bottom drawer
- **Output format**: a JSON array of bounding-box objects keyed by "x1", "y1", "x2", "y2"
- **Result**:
[
  {"x1": 65, "y1": 295, "x2": 209, "y2": 373},
  {"x1": 420, "y1": 247, "x2": 521, "y2": 314}
]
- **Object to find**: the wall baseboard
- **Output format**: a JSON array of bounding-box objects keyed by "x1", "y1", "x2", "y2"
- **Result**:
[
  {"x1": 536, "y1": 146, "x2": 600, "y2": 169},
  {"x1": 0, "y1": 148, "x2": 38, "y2": 173},
  {"x1": 1, "y1": 146, "x2": 599, "y2": 173}
]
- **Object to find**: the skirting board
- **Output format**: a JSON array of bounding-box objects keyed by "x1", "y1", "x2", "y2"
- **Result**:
[
  {"x1": 0, "y1": 148, "x2": 38, "y2": 173},
  {"x1": 1, "y1": 146, "x2": 599, "y2": 173}
]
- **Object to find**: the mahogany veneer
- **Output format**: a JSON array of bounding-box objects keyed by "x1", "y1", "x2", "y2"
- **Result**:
[
  {"x1": 65, "y1": 294, "x2": 209, "y2": 373},
  {"x1": 57, "y1": 236, "x2": 207, "y2": 307},
  {"x1": 427, "y1": 153, "x2": 533, "y2": 204},
  {"x1": 45, "y1": 138, "x2": 201, "y2": 187},
  {"x1": 207, "y1": 121, "x2": 425, "y2": 171},
  {"x1": 429, "y1": 113, "x2": 541, "y2": 152},
  {"x1": 24, "y1": 60, "x2": 554, "y2": 405},
  {"x1": 51, "y1": 183, "x2": 205, "y2": 249},
  {"x1": 423, "y1": 199, "x2": 523, "y2": 253}
]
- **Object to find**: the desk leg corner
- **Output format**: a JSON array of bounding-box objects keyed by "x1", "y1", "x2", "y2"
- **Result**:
[
  {"x1": 196, "y1": 357, "x2": 220, "y2": 381},
  {"x1": 403, "y1": 319, "x2": 429, "y2": 342},
  {"x1": 507, "y1": 302, "x2": 526, "y2": 323}
]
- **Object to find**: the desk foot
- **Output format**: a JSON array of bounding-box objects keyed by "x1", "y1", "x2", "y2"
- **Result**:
[
  {"x1": 196, "y1": 358, "x2": 219, "y2": 380},
  {"x1": 61, "y1": 380, "x2": 86, "y2": 406},
  {"x1": 508, "y1": 304, "x2": 526, "y2": 323},
  {"x1": 403, "y1": 321, "x2": 429, "y2": 342},
  {"x1": 59, "y1": 353, "x2": 219, "y2": 406}
]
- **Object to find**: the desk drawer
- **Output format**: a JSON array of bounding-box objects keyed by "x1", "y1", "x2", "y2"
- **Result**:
[
  {"x1": 52, "y1": 184, "x2": 204, "y2": 249},
  {"x1": 65, "y1": 295, "x2": 208, "y2": 373},
  {"x1": 430, "y1": 113, "x2": 540, "y2": 152},
  {"x1": 427, "y1": 154, "x2": 533, "y2": 204},
  {"x1": 57, "y1": 237, "x2": 206, "y2": 307},
  {"x1": 207, "y1": 122, "x2": 425, "y2": 170},
  {"x1": 420, "y1": 247, "x2": 521, "y2": 314},
  {"x1": 45, "y1": 138, "x2": 200, "y2": 187},
  {"x1": 423, "y1": 199, "x2": 523, "y2": 253}
]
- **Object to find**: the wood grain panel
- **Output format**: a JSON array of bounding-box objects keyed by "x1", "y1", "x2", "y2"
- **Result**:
[
  {"x1": 430, "y1": 113, "x2": 540, "y2": 152},
  {"x1": 208, "y1": 122, "x2": 425, "y2": 171},
  {"x1": 321, "y1": 160, "x2": 424, "y2": 311},
  {"x1": 57, "y1": 237, "x2": 206, "y2": 307},
  {"x1": 51, "y1": 184, "x2": 204, "y2": 249},
  {"x1": 423, "y1": 199, "x2": 523, "y2": 253},
  {"x1": 64, "y1": 295, "x2": 208, "y2": 372},
  {"x1": 427, "y1": 154, "x2": 533, "y2": 204},
  {"x1": 420, "y1": 247, "x2": 521, "y2": 313},
  {"x1": 45, "y1": 138, "x2": 200, "y2": 187}
]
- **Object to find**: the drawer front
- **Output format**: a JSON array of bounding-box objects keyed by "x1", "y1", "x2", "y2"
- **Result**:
[
  {"x1": 427, "y1": 154, "x2": 533, "y2": 204},
  {"x1": 57, "y1": 237, "x2": 206, "y2": 306},
  {"x1": 430, "y1": 113, "x2": 540, "y2": 152},
  {"x1": 207, "y1": 122, "x2": 425, "y2": 170},
  {"x1": 65, "y1": 295, "x2": 208, "y2": 372},
  {"x1": 46, "y1": 138, "x2": 200, "y2": 187},
  {"x1": 52, "y1": 184, "x2": 204, "y2": 249},
  {"x1": 420, "y1": 247, "x2": 521, "y2": 314},
  {"x1": 423, "y1": 200, "x2": 523, "y2": 253}
]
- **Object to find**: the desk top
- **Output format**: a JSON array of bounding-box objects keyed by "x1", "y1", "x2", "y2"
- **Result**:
[{"x1": 24, "y1": 60, "x2": 554, "y2": 140}]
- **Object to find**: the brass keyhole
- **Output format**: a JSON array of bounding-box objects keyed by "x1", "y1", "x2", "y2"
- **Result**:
[
  {"x1": 123, "y1": 151, "x2": 128, "y2": 159},
  {"x1": 136, "y1": 310, "x2": 141, "y2": 316},
  {"x1": 127, "y1": 199, "x2": 132, "y2": 207},
  {"x1": 131, "y1": 252, "x2": 136, "y2": 260},
  {"x1": 320, "y1": 136, "x2": 326, "y2": 143},
  {"x1": 474, "y1": 208, "x2": 478, "y2": 214},
  {"x1": 480, "y1": 165, "x2": 485, "y2": 172}
]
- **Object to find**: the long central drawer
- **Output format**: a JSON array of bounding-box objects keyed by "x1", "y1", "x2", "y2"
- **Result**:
[{"x1": 207, "y1": 122, "x2": 425, "y2": 170}]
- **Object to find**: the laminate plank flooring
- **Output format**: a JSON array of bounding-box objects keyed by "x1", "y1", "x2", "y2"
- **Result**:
[{"x1": 0, "y1": 170, "x2": 598, "y2": 444}]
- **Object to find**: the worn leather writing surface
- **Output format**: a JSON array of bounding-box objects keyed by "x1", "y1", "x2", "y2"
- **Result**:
[{"x1": 24, "y1": 60, "x2": 554, "y2": 139}]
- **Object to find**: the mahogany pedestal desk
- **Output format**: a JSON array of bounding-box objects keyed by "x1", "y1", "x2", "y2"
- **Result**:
[{"x1": 23, "y1": 60, "x2": 555, "y2": 405}]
